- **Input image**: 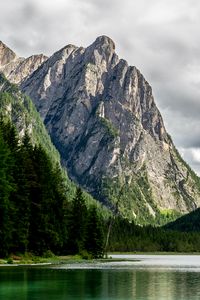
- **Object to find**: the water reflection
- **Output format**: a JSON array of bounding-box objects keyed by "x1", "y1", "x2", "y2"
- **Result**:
[{"x1": 1, "y1": 262, "x2": 200, "y2": 299}]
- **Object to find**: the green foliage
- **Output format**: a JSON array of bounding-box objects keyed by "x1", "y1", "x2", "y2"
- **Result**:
[
  {"x1": 85, "y1": 206, "x2": 104, "y2": 258},
  {"x1": 66, "y1": 187, "x2": 88, "y2": 254},
  {"x1": 164, "y1": 208, "x2": 200, "y2": 232},
  {"x1": 6, "y1": 257, "x2": 13, "y2": 264},
  {"x1": 107, "y1": 216, "x2": 200, "y2": 253},
  {"x1": 102, "y1": 162, "x2": 185, "y2": 226},
  {"x1": 42, "y1": 250, "x2": 56, "y2": 258},
  {"x1": 79, "y1": 250, "x2": 93, "y2": 260},
  {"x1": 0, "y1": 124, "x2": 15, "y2": 257},
  {"x1": 66, "y1": 188, "x2": 104, "y2": 258},
  {"x1": 0, "y1": 74, "x2": 60, "y2": 165},
  {"x1": 0, "y1": 121, "x2": 67, "y2": 256},
  {"x1": 0, "y1": 123, "x2": 105, "y2": 258},
  {"x1": 99, "y1": 116, "x2": 119, "y2": 138}
]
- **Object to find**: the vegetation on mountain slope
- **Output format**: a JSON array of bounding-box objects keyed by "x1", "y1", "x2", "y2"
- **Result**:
[{"x1": 164, "y1": 208, "x2": 200, "y2": 232}]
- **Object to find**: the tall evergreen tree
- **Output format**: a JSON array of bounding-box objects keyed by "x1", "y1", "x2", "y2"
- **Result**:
[
  {"x1": 85, "y1": 206, "x2": 104, "y2": 258},
  {"x1": 67, "y1": 187, "x2": 88, "y2": 254},
  {"x1": 10, "y1": 132, "x2": 33, "y2": 253},
  {"x1": 28, "y1": 145, "x2": 53, "y2": 254},
  {"x1": 50, "y1": 163, "x2": 68, "y2": 253}
]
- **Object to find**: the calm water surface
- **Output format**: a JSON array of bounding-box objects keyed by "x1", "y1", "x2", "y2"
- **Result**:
[{"x1": 1, "y1": 255, "x2": 200, "y2": 300}]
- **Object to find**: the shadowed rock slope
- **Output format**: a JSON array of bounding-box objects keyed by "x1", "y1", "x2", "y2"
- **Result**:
[{"x1": 1, "y1": 36, "x2": 200, "y2": 224}]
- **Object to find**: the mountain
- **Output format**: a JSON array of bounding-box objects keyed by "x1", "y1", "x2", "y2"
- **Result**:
[
  {"x1": 0, "y1": 41, "x2": 47, "y2": 84},
  {"x1": 164, "y1": 207, "x2": 200, "y2": 232},
  {"x1": 0, "y1": 72, "x2": 109, "y2": 213},
  {"x1": 0, "y1": 41, "x2": 17, "y2": 66},
  {"x1": 0, "y1": 73, "x2": 59, "y2": 162},
  {"x1": 1, "y1": 36, "x2": 200, "y2": 224}
]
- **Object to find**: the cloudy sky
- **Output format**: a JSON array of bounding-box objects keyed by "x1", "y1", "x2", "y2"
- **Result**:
[{"x1": 1, "y1": 0, "x2": 200, "y2": 173}]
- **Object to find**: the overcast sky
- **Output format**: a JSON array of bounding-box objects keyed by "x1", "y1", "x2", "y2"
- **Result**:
[{"x1": 1, "y1": 0, "x2": 200, "y2": 173}]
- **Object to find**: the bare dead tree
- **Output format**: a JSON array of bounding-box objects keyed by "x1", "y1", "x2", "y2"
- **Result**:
[{"x1": 103, "y1": 184, "x2": 124, "y2": 258}]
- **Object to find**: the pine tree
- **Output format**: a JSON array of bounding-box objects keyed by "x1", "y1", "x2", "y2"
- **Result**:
[
  {"x1": 67, "y1": 187, "x2": 88, "y2": 254},
  {"x1": 28, "y1": 145, "x2": 52, "y2": 254},
  {"x1": 9, "y1": 132, "x2": 33, "y2": 253},
  {"x1": 85, "y1": 206, "x2": 104, "y2": 258},
  {"x1": 50, "y1": 163, "x2": 68, "y2": 253}
]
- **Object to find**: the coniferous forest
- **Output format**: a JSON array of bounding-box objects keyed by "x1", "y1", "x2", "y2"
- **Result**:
[
  {"x1": 1, "y1": 119, "x2": 200, "y2": 258},
  {"x1": 0, "y1": 120, "x2": 104, "y2": 258}
]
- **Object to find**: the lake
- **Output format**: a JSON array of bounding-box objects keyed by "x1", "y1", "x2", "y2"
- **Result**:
[{"x1": 1, "y1": 255, "x2": 200, "y2": 300}]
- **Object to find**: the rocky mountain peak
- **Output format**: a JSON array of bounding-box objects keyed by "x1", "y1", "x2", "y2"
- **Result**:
[
  {"x1": 51, "y1": 44, "x2": 78, "y2": 61},
  {"x1": 92, "y1": 35, "x2": 115, "y2": 50},
  {"x1": 8, "y1": 54, "x2": 48, "y2": 84},
  {"x1": 0, "y1": 41, "x2": 17, "y2": 66},
  {"x1": 0, "y1": 42, "x2": 47, "y2": 85},
  {"x1": 86, "y1": 35, "x2": 116, "y2": 67}
]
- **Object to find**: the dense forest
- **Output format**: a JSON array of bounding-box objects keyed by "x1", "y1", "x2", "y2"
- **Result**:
[
  {"x1": 163, "y1": 207, "x2": 200, "y2": 232},
  {"x1": 1, "y1": 119, "x2": 200, "y2": 259},
  {"x1": 0, "y1": 120, "x2": 104, "y2": 258},
  {"x1": 107, "y1": 216, "x2": 200, "y2": 252}
]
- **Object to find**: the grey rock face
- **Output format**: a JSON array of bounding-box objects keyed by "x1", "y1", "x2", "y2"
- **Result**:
[
  {"x1": 0, "y1": 42, "x2": 47, "y2": 84},
  {"x1": 4, "y1": 36, "x2": 200, "y2": 223},
  {"x1": 4, "y1": 54, "x2": 48, "y2": 84},
  {"x1": 0, "y1": 41, "x2": 17, "y2": 66},
  {"x1": 21, "y1": 44, "x2": 77, "y2": 119}
]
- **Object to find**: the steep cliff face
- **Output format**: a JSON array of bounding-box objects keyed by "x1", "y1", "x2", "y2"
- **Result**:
[
  {"x1": 3, "y1": 37, "x2": 200, "y2": 224},
  {"x1": 21, "y1": 44, "x2": 78, "y2": 119},
  {"x1": 0, "y1": 41, "x2": 47, "y2": 84}
]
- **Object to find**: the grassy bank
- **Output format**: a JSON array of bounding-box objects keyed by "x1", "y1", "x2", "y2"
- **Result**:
[
  {"x1": 0, "y1": 254, "x2": 86, "y2": 266},
  {"x1": 1, "y1": 251, "x2": 200, "y2": 266}
]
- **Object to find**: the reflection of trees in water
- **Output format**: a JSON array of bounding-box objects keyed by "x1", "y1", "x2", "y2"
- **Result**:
[{"x1": 1, "y1": 268, "x2": 200, "y2": 299}]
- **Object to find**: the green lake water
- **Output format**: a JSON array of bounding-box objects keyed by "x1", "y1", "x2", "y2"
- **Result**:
[{"x1": 1, "y1": 255, "x2": 200, "y2": 300}]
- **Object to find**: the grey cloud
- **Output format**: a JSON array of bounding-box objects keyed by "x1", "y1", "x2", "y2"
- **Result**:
[{"x1": 179, "y1": 147, "x2": 200, "y2": 175}]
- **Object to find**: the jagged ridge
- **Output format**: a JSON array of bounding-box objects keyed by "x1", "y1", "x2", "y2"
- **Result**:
[{"x1": 0, "y1": 41, "x2": 47, "y2": 84}]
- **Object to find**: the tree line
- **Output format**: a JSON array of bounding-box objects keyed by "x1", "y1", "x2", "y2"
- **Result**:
[{"x1": 108, "y1": 216, "x2": 200, "y2": 252}]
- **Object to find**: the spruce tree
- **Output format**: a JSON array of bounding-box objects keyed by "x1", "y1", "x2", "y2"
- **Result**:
[
  {"x1": 10, "y1": 132, "x2": 33, "y2": 253},
  {"x1": 67, "y1": 187, "x2": 88, "y2": 254},
  {"x1": 50, "y1": 163, "x2": 68, "y2": 253},
  {"x1": 28, "y1": 144, "x2": 53, "y2": 254},
  {"x1": 85, "y1": 206, "x2": 104, "y2": 258}
]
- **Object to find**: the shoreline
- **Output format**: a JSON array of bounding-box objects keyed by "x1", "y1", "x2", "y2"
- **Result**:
[{"x1": 1, "y1": 252, "x2": 200, "y2": 267}]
